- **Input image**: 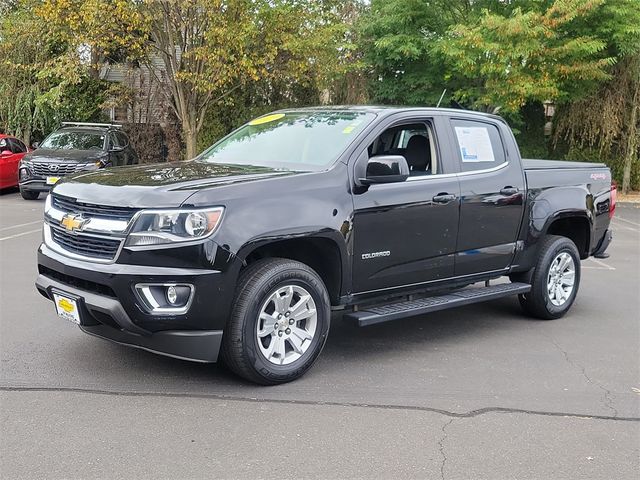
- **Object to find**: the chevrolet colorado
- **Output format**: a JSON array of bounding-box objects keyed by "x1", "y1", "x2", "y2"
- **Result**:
[{"x1": 35, "y1": 107, "x2": 616, "y2": 384}]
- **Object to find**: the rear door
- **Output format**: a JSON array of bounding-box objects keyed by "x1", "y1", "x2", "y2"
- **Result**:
[
  {"x1": 351, "y1": 115, "x2": 461, "y2": 293},
  {"x1": 448, "y1": 117, "x2": 526, "y2": 276}
]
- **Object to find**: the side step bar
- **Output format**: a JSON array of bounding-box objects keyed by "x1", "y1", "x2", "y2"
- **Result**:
[{"x1": 344, "y1": 282, "x2": 531, "y2": 327}]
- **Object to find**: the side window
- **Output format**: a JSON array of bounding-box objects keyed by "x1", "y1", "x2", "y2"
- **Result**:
[
  {"x1": 9, "y1": 138, "x2": 27, "y2": 153},
  {"x1": 368, "y1": 122, "x2": 438, "y2": 176},
  {"x1": 451, "y1": 119, "x2": 506, "y2": 172},
  {"x1": 108, "y1": 133, "x2": 120, "y2": 149},
  {"x1": 0, "y1": 138, "x2": 10, "y2": 152},
  {"x1": 116, "y1": 132, "x2": 128, "y2": 147}
]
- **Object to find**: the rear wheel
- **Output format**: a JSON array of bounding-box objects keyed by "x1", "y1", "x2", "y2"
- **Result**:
[
  {"x1": 20, "y1": 189, "x2": 39, "y2": 200},
  {"x1": 517, "y1": 235, "x2": 581, "y2": 320},
  {"x1": 222, "y1": 258, "x2": 331, "y2": 385}
]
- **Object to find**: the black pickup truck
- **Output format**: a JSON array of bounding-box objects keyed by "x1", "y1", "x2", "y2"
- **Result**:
[{"x1": 35, "y1": 107, "x2": 616, "y2": 384}]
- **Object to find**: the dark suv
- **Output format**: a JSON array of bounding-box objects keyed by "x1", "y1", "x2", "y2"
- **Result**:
[{"x1": 19, "y1": 122, "x2": 138, "y2": 200}]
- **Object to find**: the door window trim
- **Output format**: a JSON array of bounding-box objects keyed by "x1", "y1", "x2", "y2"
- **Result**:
[
  {"x1": 449, "y1": 117, "x2": 509, "y2": 172},
  {"x1": 351, "y1": 116, "x2": 455, "y2": 184}
]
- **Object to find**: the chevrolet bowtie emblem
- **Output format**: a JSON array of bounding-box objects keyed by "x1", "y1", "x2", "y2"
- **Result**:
[{"x1": 61, "y1": 214, "x2": 89, "y2": 232}]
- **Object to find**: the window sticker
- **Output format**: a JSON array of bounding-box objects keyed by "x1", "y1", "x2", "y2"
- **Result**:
[
  {"x1": 454, "y1": 126, "x2": 495, "y2": 163},
  {"x1": 248, "y1": 113, "x2": 285, "y2": 126},
  {"x1": 342, "y1": 118, "x2": 364, "y2": 134}
]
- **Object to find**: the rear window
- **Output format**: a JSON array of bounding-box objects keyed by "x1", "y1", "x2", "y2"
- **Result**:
[
  {"x1": 40, "y1": 130, "x2": 105, "y2": 150},
  {"x1": 451, "y1": 119, "x2": 506, "y2": 172}
]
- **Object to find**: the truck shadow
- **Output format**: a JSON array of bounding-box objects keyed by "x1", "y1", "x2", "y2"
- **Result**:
[{"x1": 68, "y1": 296, "x2": 534, "y2": 389}]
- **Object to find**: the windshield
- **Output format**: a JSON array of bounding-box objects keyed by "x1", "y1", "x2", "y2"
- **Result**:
[
  {"x1": 198, "y1": 111, "x2": 375, "y2": 171},
  {"x1": 40, "y1": 130, "x2": 105, "y2": 150}
]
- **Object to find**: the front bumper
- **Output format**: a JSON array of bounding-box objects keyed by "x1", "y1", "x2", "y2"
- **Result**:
[
  {"x1": 19, "y1": 178, "x2": 54, "y2": 193},
  {"x1": 36, "y1": 243, "x2": 238, "y2": 363},
  {"x1": 36, "y1": 274, "x2": 222, "y2": 362}
]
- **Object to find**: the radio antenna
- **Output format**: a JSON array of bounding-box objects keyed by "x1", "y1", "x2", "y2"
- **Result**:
[{"x1": 436, "y1": 89, "x2": 447, "y2": 108}]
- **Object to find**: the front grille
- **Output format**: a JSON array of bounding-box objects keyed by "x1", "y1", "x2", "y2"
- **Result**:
[
  {"x1": 32, "y1": 162, "x2": 85, "y2": 176},
  {"x1": 50, "y1": 226, "x2": 122, "y2": 260},
  {"x1": 52, "y1": 195, "x2": 137, "y2": 221},
  {"x1": 38, "y1": 265, "x2": 116, "y2": 297}
]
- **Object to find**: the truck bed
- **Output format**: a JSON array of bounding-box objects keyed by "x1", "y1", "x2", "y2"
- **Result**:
[{"x1": 522, "y1": 159, "x2": 607, "y2": 170}]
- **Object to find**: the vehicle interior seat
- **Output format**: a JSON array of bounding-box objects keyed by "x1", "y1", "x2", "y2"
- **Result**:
[{"x1": 404, "y1": 135, "x2": 431, "y2": 175}]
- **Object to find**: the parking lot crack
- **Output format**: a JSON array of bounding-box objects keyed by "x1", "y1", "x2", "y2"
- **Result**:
[
  {"x1": 545, "y1": 334, "x2": 618, "y2": 418},
  {"x1": 1, "y1": 385, "x2": 637, "y2": 421},
  {"x1": 438, "y1": 418, "x2": 454, "y2": 480}
]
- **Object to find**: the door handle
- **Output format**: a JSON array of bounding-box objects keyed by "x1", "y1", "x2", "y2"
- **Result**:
[
  {"x1": 432, "y1": 193, "x2": 457, "y2": 204},
  {"x1": 500, "y1": 186, "x2": 519, "y2": 196}
]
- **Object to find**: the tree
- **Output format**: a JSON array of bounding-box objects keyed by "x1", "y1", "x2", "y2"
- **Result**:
[
  {"x1": 358, "y1": 0, "x2": 472, "y2": 105},
  {"x1": 0, "y1": 0, "x2": 116, "y2": 144},
  {"x1": 37, "y1": 0, "x2": 359, "y2": 159},
  {"x1": 436, "y1": 0, "x2": 615, "y2": 113},
  {"x1": 552, "y1": 0, "x2": 640, "y2": 193}
]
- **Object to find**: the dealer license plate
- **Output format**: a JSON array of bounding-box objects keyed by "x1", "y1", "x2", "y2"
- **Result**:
[
  {"x1": 53, "y1": 293, "x2": 81, "y2": 325},
  {"x1": 46, "y1": 176, "x2": 60, "y2": 185}
]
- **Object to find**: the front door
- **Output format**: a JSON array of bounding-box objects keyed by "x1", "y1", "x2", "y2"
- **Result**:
[{"x1": 351, "y1": 120, "x2": 460, "y2": 293}]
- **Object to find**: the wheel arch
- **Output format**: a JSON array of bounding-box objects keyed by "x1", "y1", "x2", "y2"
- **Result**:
[
  {"x1": 238, "y1": 234, "x2": 347, "y2": 305},
  {"x1": 543, "y1": 213, "x2": 591, "y2": 259}
]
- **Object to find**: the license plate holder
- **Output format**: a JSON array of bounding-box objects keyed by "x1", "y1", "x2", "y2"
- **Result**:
[{"x1": 52, "y1": 291, "x2": 81, "y2": 325}]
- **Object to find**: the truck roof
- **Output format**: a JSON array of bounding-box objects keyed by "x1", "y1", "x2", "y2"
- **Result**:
[{"x1": 276, "y1": 105, "x2": 505, "y2": 122}]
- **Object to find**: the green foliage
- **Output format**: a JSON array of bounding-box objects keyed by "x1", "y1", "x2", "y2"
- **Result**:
[
  {"x1": 0, "y1": 1, "x2": 114, "y2": 144},
  {"x1": 359, "y1": 0, "x2": 467, "y2": 105},
  {"x1": 436, "y1": 0, "x2": 616, "y2": 112}
]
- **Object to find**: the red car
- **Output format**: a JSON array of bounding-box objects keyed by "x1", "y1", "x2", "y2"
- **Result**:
[{"x1": 0, "y1": 134, "x2": 30, "y2": 189}]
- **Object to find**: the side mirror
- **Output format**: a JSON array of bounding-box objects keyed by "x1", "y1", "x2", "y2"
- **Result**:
[
  {"x1": 31, "y1": 142, "x2": 39, "y2": 149},
  {"x1": 358, "y1": 155, "x2": 410, "y2": 185},
  {"x1": 110, "y1": 146, "x2": 124, "y2": 153},
  {"x1": 0, "y1": 150, "x2": 13, "y2": 157}
]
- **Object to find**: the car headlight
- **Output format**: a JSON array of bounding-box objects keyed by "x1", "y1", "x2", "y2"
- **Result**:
[{"x1": 125, "y1": 207, "x2": 224, "y2": 247}]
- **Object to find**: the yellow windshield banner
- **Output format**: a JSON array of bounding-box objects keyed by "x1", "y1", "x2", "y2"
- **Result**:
[{"x1": 248, "y1": 113, "x2": 285, "y2": 126}]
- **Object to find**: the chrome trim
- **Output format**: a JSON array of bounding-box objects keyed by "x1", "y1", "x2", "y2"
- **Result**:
[
  {"x1": 457, "y1": 161, "x2": 509, "y2": 177},
  {"x1": 46, "y1": 206, "x2": 129, "y2": 234},
  {"x1": 134, "y1": 283, "x2": 195, "y2": 315},
  {"x1": 43, "y1": 223, "x2": 125, "y2": 265},
  {"x1": 404, "y1": 161, "x2": 509, "y2": 183},
  {"x1": 406, "y1": 172, "x2": 458, "y2": 182}
]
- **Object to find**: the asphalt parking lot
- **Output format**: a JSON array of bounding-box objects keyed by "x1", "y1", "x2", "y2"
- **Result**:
[{"x1": 0, "y1": 189, "x2": 638, "y2": 479}]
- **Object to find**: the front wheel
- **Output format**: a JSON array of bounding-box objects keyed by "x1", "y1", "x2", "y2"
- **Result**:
[
  {"x1": 20, "y1": 188, "x2": 39, "y2": 200},
  {"x1": 222, "y1": 258, "x2": 331, "y2": 385},
  {"x1": 518, "y1": 235, "x2": 581, "y2": 320}
]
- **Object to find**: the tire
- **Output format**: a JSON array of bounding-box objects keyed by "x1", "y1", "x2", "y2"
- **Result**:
[
  {"x1": 517, "y1": 235, "x2": 581, "y2": 320},
  {"x1": 221, "y1": 258, "x2": 331, "y2": 385},
  {"x1": 20, "y1": 189, "x2": 39, "y2": 200}
]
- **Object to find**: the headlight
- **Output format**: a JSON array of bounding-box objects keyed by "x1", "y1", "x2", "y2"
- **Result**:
[{"x1": 125, "y1": 207, "x2": 224, "y2": 247}]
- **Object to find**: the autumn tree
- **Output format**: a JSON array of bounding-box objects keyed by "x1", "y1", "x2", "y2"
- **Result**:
[
  {"x1": 0, "y1": 0, "x2": 119, "y2": 144},
  {"x1": 36, "y1": 0, "x2": 359, "y2": 158},
  {"x1": 552, "y1": 0, "x2": 640, "y2": 193}
]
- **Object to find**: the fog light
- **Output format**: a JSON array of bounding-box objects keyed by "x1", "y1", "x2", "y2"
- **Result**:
[
  {"x1": 167, "y1": 285, "x2": 177, "y2": 304},
  {"x1": 134, "y1": 283, "x2": 194, "y2": 315}
]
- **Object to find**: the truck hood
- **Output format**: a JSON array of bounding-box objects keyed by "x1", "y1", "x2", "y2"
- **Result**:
[
  {"x1": 24, "y1": 148, "x2": 108, "y2": 164},
  {"x1": 52, "y1": 161, "x2": 301, "y2": 208}
]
